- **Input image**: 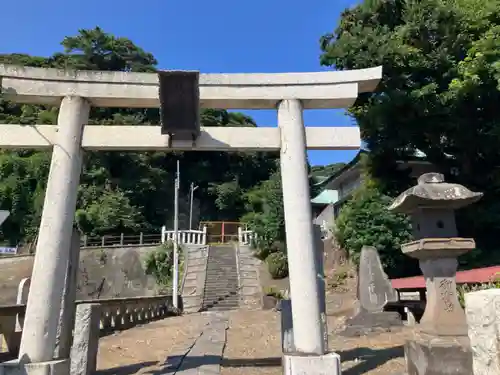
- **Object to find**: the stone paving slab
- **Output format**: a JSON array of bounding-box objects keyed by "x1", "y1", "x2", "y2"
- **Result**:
[{"x1": 174, "y1": 312, "x2": 228, "y2": 375}]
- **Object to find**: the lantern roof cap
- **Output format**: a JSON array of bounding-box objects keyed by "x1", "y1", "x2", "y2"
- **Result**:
[{"x1": 388, "y1": 173, "x2": 483, "y2": 214}]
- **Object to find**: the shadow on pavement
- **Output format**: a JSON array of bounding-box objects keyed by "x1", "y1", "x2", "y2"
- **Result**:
[{"x1": 96, "y1": 356, "x2": 281, "y2": 375}]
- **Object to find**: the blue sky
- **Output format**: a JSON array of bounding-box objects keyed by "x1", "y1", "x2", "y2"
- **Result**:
[{"x1": 0, "y1": 0, "x2": 360, "y2": 166}]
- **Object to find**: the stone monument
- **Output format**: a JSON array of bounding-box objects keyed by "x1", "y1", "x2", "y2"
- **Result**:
[
  {"x1": 388, "y1": 172, "x2": 482, "y2": 375},
  {"x1": 342, "y1": 245, "x2": 401, "y2": 336}
]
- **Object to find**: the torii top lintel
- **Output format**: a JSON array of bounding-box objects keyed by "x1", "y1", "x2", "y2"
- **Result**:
[{"x1": 0, "y1": 64, "x2": 382, "y2": 110}]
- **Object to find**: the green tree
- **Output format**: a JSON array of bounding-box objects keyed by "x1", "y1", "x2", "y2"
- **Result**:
[
  {"x1": 335, "y1": 182, "x2": 415, "y2": 278},
  {"x1": 0, "y1": 27, "x2": 279, "y2": 246},
  {"x1": 320, "y1": 0, "x2": 500, "y2": 254},
  {"x1": 242, "y1": 171, "x2": 286, "y2": 260}
]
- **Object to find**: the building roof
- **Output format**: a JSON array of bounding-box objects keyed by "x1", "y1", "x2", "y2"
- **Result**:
[
  {"x1": 314, "y1": 147, "x2": 436, "y2": 191},
  {"x1": 311, "y1": 189, "x2": 339, "y2": 205},
  {"x1": 315, "y1": 150, "x2": 367, "y2": 191},
  {"x1": 310, "y1": 148, "x2": 436, "y2": 206}
]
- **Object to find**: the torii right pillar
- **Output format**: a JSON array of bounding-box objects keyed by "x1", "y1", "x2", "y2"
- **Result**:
[
  {"x1": 388, "y1": 172, "x2": 482, "y2": 375},
  {"x1": 278, "y1": 99, "x2": 341, "y2": 375}
]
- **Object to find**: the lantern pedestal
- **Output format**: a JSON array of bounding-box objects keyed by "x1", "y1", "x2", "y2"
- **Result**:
[
  {"x1": 402, "y1": 238, "x2": 474, "y2": 336},
  {"x1": 388, "y1": 173, "x2": 482, "y2": 375},
  {"x1": 402, "y1": 238, "x2": 474, "y2": 375}
]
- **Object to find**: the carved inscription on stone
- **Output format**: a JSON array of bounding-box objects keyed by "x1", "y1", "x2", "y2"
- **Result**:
[
  {"x1": 439, "y1": 278, "x2": 455, "y2": 312},
  {"x1": 358, "y1": 246, "x2": 398, "y2": 312}
]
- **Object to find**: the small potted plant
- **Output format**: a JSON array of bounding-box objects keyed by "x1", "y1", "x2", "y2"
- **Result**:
[{"x1": 262, "y1": 286, "x2": 283, "y2": 310}]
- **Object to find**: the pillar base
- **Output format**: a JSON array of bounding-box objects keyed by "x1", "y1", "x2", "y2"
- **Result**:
[
  {"x1": 0, "y1": 359, "x2": 69, "y2": 375},
  {"x1": 283, "y1": 352, "x2": 341, "y2": 375},
  {"x1": 405, "y1": 332, "x2": 472, "y2": 375}
]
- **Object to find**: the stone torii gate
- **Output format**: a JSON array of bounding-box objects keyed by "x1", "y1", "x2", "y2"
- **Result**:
[{"x1": 0, "y1": 64, "x2": 382, "y2": 374}]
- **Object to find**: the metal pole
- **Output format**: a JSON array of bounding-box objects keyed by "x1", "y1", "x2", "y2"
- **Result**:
[
  {"x1": 173, "y1": 160, "x2": 180, "y2": 308},
  {"x1": 189, "y1": 183, "x2": 194, "y2": 230},
  {"x1": 189, "y1": 183, "x2": 198, "y2": 230}
]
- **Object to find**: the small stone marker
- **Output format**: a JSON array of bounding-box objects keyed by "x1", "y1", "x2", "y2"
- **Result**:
[
  {"x1": 465, "y1": 288, "x2": 500, "y2": 375},
  {"x1": 358, "y1": 246, "x2": 398, "y2": 312},
  {"x1": 342, "y1": 246, "x2": 402, "y2": 336}
]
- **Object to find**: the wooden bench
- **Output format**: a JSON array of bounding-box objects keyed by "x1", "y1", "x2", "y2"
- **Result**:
[{"x1": 389, "y1": 265, "x2": 500, "y2": 324}]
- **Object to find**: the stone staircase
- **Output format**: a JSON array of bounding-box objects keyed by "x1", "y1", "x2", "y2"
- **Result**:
[{"x1": 201, "y1": 245, "x2": 240, "y2": 311}]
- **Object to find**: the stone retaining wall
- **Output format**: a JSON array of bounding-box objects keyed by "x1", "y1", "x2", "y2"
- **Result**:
[{"x1": 0, "y1": 245, "x2": 207, "y2": 305}]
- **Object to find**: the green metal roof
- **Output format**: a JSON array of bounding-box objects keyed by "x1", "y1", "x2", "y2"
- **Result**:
[{"x1": 311, "y1": 189, "x2": 339, "y2": 205}]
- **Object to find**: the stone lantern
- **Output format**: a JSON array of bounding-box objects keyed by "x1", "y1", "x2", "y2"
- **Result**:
[{"x1": 388, "y1": 172, "x2": 482, "y2": 375}]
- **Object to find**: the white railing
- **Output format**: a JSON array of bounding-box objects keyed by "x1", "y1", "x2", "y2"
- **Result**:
[
  {"x1": 161, "y1": 226, "x2": 207, "y2": 245},
  {"x1": 238, "y1": 227, "x2": 255, "y2": 245}
]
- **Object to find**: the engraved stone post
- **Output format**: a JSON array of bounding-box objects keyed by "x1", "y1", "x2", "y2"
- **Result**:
[
  {"x1": 389, "y1": 172, "x2": 482, "y2": 375},
  {"x1": 342, "y1": 246, "x2": 401, "y2": 336}
]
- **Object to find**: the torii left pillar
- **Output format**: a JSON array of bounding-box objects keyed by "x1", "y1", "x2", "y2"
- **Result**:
[{"x1": 18, "y1": 96, "x2": 90, "y2": 371}]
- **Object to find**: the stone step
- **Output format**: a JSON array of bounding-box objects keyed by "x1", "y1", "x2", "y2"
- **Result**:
[
  {"x1": 202, "y1": 300, "x2": 239, "y2": 307},
  {"x1": 207, "y1": 263, "x2": 236, "y2": 267},
  {"x1": 202, "y1": 301, "x2": 239, "y2": 307},
  {"x1": 202, "y1": 303, "x2": 239, "y2": 309},
  {"x1": 206, "y1": 268, "x2": 237, "y2": 271},
  {"x1": 203, "y1": 303, "x2": 239, "y2": 308},
  {"x1": 203, "y1": 293, "x2": 238, "y2": 298},
  {"x1": 204, "y1": 283, "x2": 238, "y2": 287},
  {"x1": 204, "y1": 288, "x2": 238, "y2": 292},
  {"x1": 206, "y1": 271, "x2": 237, "y2": 274},
  {"x1": 205, "y1": 276, "x2": 238, "y2": 280}
]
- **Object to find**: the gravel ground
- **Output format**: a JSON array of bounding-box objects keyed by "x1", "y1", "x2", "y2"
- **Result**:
[
  {"x1": 96, "y1": 313, "x2": 212, "y2": 374},
  {"x1": 221, "y1": 310, "x2": 409, "y2": 375},
  {"x1": 95, "y1": 309, "x2": 409, "y2": 375}
]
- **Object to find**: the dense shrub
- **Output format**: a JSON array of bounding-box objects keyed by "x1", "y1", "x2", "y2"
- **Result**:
[
  {"x1": 266, "y1": 252, "x2": 289, "y2": 279},
  {"x1": 143, "y1": 241, "x2": 184, "y2": 288},
  {"x1": 252, "y1": 240, "x2": 286, "y2": 261},
  {"x1": 335, "y1": 183, "x2": 416, "y2": 278}
]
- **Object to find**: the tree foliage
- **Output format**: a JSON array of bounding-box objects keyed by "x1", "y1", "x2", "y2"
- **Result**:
[
  {"x1": 335, "y1": 181, "x2": 416, "y2": 278},
  {"x1": 321, "y1": 0, "x2": 500, "y2": 256},
  {"x1": 143, "y1": 241, "x2": 184, "y2": 288},
  {"x1": 241, "y1": 170, "x2": 290, "y2": 278},
  {"x1": 0, "y1": 27, "x2": 279, "y2": 246}
]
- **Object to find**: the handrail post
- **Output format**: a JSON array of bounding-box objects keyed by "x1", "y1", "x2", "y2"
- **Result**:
[
  {"x1": 120, "y1": 233, "x2": 124, "y2": 246},
  {"x1": 139, "y1": 232, "x2": 143, "y2": 245},
  {"x1": 202, "y1": 226, "x2": 207, "y2": 245}
]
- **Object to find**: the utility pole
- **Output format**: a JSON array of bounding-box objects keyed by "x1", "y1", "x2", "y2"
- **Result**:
[
  {"x1": 173, "y1": 160, "x2": 180, "y2": 308},
  {"x1": 189, "y1": 182, "x2": 198, "y2": 230}
]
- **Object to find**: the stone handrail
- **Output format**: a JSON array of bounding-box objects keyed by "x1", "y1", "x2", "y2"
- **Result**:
[
  {"x1": 237, "y1": 227, "x2": 255, "y2": 245},
  {"x1": 0, "y1": 295, "x2": 179, "y2": 356},
  {"x1": 161, "y1": 226, "x2": 207, "y2": 245}
]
